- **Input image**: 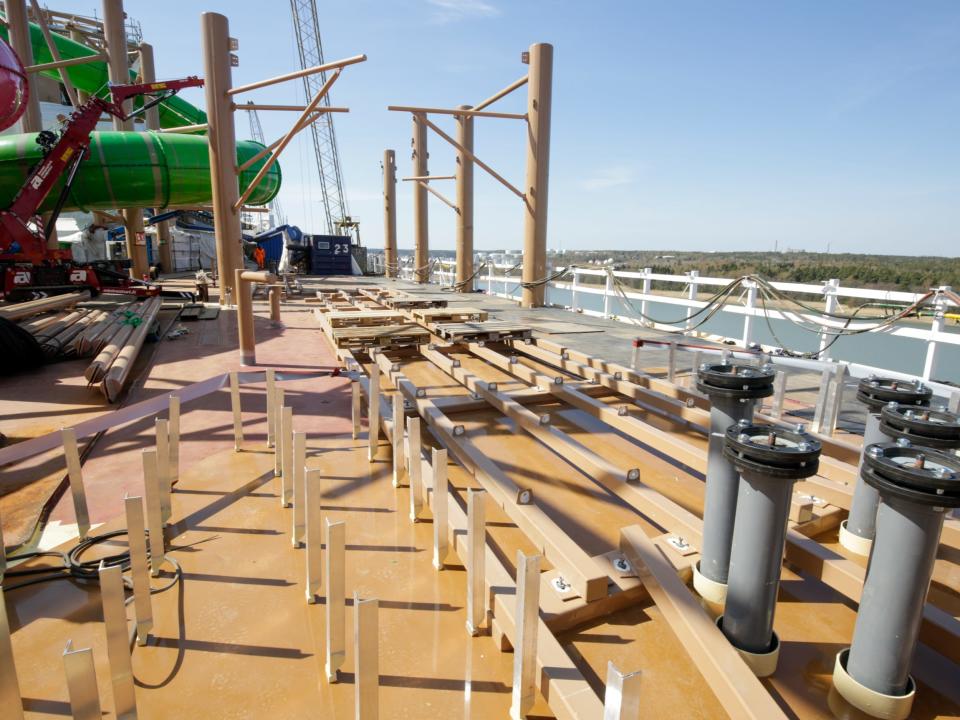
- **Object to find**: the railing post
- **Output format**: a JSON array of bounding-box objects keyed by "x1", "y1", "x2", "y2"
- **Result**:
[
  {"x1": 266, "y1": 369, "x2": 276, "y2": 448},
  {"x1": 487, "y1": 262, "x2": 494, "y2": 295},
  {"x1": 392, "y1": 395, "x2": 405, "y2": 488},
  {"x1": 685, "y1": 270, "x2": 699, "y2": 333},
  {"x1": 407, "y1": 416, "x2": 423, "y2": 521},
  {"x1": 156, "y1": 418, "x2": 171, "y2": 524},
  {"x1": 570, "y1": 269, "x2": 579, "y2": 312},
  {"x1": 354, "y1": 594, "x2": 380, "y2": 719},
  {"x1": 819, "y1": 278, "x2": 840, "y2": 358},
  {"x1": 641, "y1": 267, "x2": 652, "y2": 326},
  {"x1": 99, "y1": 561, "x2": 137, "y2": 718},
  {"x1": 742, "y1": 279, "x2": 757, "y2": 348},
  {"x1": 280, "y1": 406, "x2": 293, "y2": 507},
  {"x1": 603, "y1": 271, "x2": 613, "y2": 318},
  {"x1": 274, "y1": 388, "x2": 285, "y2": 477},
  {"x1": 292, "y1": 431, "x2": 306, "y2": 547},
  {"x1": 63, "y1": 640, "x2": 100, "y2": 720},
  {"x1": 368, "y1": 361, "x2": 381, "y2": 462},
  {"x1": 168, "y1": 394, "x2": 180, "y2": 488},
  {"x1": 124, "y1": 496, "x2": 153, "y2": 646},
  {"x1": 230, "y1": 371, "x2": 243, "y2": 450},
  {"x1": 922, "y1": 289, "x2": 949, "y2": 381},
  {"x1": 351, "y1": 380, "x2": 361, "y2": 440},
  {"x1": 305, "y1": 469, "x2": 323, "y2": 603}
]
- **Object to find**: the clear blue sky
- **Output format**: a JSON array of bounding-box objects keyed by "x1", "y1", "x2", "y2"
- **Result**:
[{"x1": 48, "y1": 1, "x2": 960, "y2": 255}]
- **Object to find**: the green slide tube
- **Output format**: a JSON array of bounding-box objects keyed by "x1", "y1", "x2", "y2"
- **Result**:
[
  {"x1": 0, "y1": 17, "x2": 207, "y2": 130},
  {"x1": 0, "y1": 131, "x2": 280, "y2": 212}
]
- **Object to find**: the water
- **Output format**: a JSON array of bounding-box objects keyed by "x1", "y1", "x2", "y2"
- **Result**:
[{"x1": 478, "y1": 280, "x2": 960, "y2": 383}]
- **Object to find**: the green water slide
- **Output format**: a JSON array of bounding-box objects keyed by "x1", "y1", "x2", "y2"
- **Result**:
[{"x1": 0, "y1": 15, "x2": 281, "y2": 212}]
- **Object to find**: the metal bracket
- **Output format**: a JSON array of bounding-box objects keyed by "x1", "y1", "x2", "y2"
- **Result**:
[
  {"x1": 665, "y1": 536, "x2": 696, "y2": 556},
  {"x1": 516, "y1": 488, "x2": 533, "y2": 505}
]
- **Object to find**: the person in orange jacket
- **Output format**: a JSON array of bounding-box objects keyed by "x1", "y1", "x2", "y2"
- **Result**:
[{"x1": 253, "y1": 244, "x2": 266, "y2": 269}]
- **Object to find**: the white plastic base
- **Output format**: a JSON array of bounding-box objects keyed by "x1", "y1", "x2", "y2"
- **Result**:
[
  {"x1": 693, "y1": 561, "x2": 728, "y2": 605},
  {"x1": 832, "y1": 649, "x2": 915, "y2": 720},
  {"x1": 838, "y1": 519, "x2": 874, "y2": 557},
  {"x1": 716, "y1": 616, "x2": 780, "y2": 677}
]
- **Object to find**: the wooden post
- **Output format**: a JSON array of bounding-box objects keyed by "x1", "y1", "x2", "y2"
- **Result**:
[
  {"x1": 0, "y1": 587, "x2": 24, "y2": 720},
  {"x1": 354, "y1": 594, "x2": 379, "y2": 720},
  {"x1": 62, "y1": 427, "x2": 91, "y2": 539},
  {"x1": 168, "y1": 395, "x2": 180, "y2": 489},
  {"x1": 383, "y1": 150, "x2": 398, "y2": 278},
  {"x1": 392, "y1": 395, "x2": 405, "y2": 488},
  {"x1": 274, "y1": 388, "x2": 285, "y2": 476},
  {"x1": 603, "y1": 661, "x2": 642, "y2": 719},
  {"x1": 63, "y1": 641, "x2": 100, "y2": 720},
  {"x1": 412, "y1": 113, "x2": 429, "y2": 284},
  {"x1": 466, "y1": 488, "x2": 486, "y2": 635},
  {"x1": 432, "y1": 447, "x2": 448, "y2": 569},
  {"x1": 99, "y1": 561, "x2": 137, "y2": 718},
  {"x1": 281, "y1": 406, "x2": 294, "y2": 507},
  {"x1": 266, "y1": 369, "x2": 277, "y2": 448},
  {"x1": 407, "y1": 416, "x2": 423, "y2": 521},
  {"x1": 201, "y1": 11, "x2": 242, "y2": 301},
  {"x1": 156, "y1": 418, "x2": 171, "y2": 524},
  {"x1": 368, "y1": 362, "x2": 381, "y2": 462},
  {"x1": 292, "y1": 431, "x2": 306, "y2": 547},
  {"x1": 269, "y1": 287, "x2": 282, "y2": 326},
  {"x1": 510, "y1": 552, "x2": 541, "y2": 720},
  {"x1": 124, "y1": 496, "x2": 153, "y2": 646},
  {"x1": 455, "y1": 105, "x2": 474, "y2": 291},
  {"x1": 351, "y1": 380, "x2": 361, "y2": 439},
  {"x1": 230, "y1": 371, "x2": 244, "y2": 450},
  {"x1": 305, "y1": 469, "x2": 323, "y2": 603},
  {"x1": 142, "y1": 450, "x2": 165, "y2": 577},
  {"x1": 325, "y1": 519, "x2": 346, "y2": 682},
  {"x1": 521, "y1": 43, "x2": 553, "y2": 308}
]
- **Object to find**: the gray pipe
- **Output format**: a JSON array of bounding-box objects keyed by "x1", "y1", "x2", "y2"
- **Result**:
[
  {"x1": 722, "y1": 468, "x2": 796, "y2": 653},
  {"x1": 700, "y1": 396, "x2": 754, "y2": 584},
  {"x1": 846, "y1": 497, "x2": 944, "y2": 695},
  {"x1": 845, "y1": 414, "x2": 889, "y2": 539}
]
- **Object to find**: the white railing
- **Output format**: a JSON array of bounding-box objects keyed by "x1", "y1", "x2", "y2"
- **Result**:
[{"x1": 392, "y1": 257, "x2": 959, "y2": 382}]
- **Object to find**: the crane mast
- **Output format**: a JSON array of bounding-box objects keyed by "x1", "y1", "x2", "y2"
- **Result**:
[{"x1": 289, "y1": 0, "x2": 352, "y2": 239}]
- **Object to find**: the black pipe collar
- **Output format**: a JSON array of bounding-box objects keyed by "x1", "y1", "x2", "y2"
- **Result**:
[
  {"x1": 856, "y1": 376, "x2": 931, "y2": 411},
  {"x1": 723, "y1": 423, "x2": 821, "y2": 480},
  {"x1": 862, "y1": 443, "x2": 960, "y2": 508},
  {"x1": 696, "y1": 362, "x2": 775, "y2": 400},
  {"x1": 879, "y1": 404, "x2": 960, "y2": 448}
]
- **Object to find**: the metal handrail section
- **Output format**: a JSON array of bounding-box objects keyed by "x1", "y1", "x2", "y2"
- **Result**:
[{"x1": 378, "y1": 254, "x2": 958, "y2": 382}]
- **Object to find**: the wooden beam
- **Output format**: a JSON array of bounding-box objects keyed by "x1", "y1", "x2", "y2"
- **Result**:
[{"x1": 619, "y1": 525, "x2": 788, "y2": 720}]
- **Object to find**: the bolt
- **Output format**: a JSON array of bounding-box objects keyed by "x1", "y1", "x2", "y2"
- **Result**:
[
  {"x1": 613, "y1": 557, "x2": 631, "y2": 573},
  {"x1": 905, "y1": 410, "x2": 915, "y2": 420},
  {"x1": 767, "y1": 431, "x2": 777, "y2": 446},
  {"x1": 870, "y1": 380, "x2": 879, "y2": 387},
  {"x1": 552, "y1": 577, "x2": 572, "y2": 593},
  {"x1": 741, "y1": 368, "x2": 754, "y2": 377},
  {"x1": 627, "y1": 468, "x2": 640, "y2": 481},
  {"x1": 797, "y1": 441, "x2": 812, "y2": 452},
  {"x1": 896, "y1": 437, "x2": 912, "y2": 448},
  {"x1": 539, "y1": 413, "x2": 551, "y2": 425},
  {"x1": 554, "y1": 376, "x2": 563, "y2": 385},
  {"x1": 618, "y1": 406, "x2": 628, "y2": 416},
  {"x1": 868, "y1": 445, "x2": 883, "y2": 457},
  {"x1": 933, "y1": 467, "x2": 948, "y2": 479},
  {"x1": 738, "y1": 432, "x2": 751, "y2": 444},
  {"x1": 795, "y1": 423, "x2": 806, "y2": 434},
  {"x1": 886, "y1": 401, "x2": 898, "y2": 408},
  {"x1": 917, "y1": 383, "x2": 927, "y2": 393},
  {"x1": 699, "y1": 363, "x2": 711, "y2": 372},
  {"x1": 738, "y1": 418, "x2": 751, "y2": 427},
  {"x1": 913, "y1": 453, "x2": 926, "y2": 470},
  {"x1": 453, "y1": 425, "x2": 465, "y2": 436}
]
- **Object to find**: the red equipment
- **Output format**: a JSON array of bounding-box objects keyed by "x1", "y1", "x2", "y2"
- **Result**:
[
  {"x1": 0, "y1": 69, "x2": 204, "y2": 301},
  {"x1": 0, "y1": 39, "x2": 28, "y2": 131}
]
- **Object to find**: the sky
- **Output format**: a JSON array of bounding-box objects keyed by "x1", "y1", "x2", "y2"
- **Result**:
[{"x1": 40, "y1": 1, "x2": 960, "y2": 255}]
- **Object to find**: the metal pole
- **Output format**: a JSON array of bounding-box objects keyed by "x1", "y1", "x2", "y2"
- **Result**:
[
  {"x1": 412, "y1": 114, "x2": 429, "y2": 283},
  {"x1": 521, "y1": 43, "x2": 553, "y2": 308},
  {"x1": 382, "y1": 150, "x2": 398, "y2": 278},
  {"x1": 351, "y1": 380, "x2": 361, "y2": 439},
  {"x1": 281, "y1": 406, "x2": 293, "y2": 507},
  {"x1": 466, "y1": 488, "x2": 486, "y2": 635},
  {"x1": 292, "y1": 430, "x2": 306, "y2": 547},
  {"x1": 392, "y1": 395, "x2": 405, "y2": 488},
  {"x1": 63, "y1": 641, "x2": 100, "y2": 720},
  {"x1": 603, "y1": 661, "x2": 642, "y2": 720},
  {"x1": 156, "y1": 418, "x2": 171, "y2": 523},
  {"x1": 325, "y1": 518, "x2": 346, "y2": 681},
  {"x1": 368, "y1": 361, "x2": 381, "y2": 461},
  {"x1": 354, "y1": 594, "x2": 379, "y2": 720},
  {"x1": 685, "y1": 270, "x2": 699, "y2": 333},
  {"x1": 103, "y1": 0, "x2": 148, "y2": 279},
  {"x1": 640, "y1": 267, "x2": 652, "y2": 326},
  {"x1": 455, "y1": 105, "x2": 474, "y2": 291},
  {"x1": 742, "y1": 280, "x2": 757, "y2": 347},
  {"x1": 201, "y1": 12, "x2": 242, "y2": 302},
  {"x1": 840, "y1": 414, "x2": 887, "y2": 554},
  {"x1": 819, "y1": 279, "x2": 840, "y2": 358},
  {"x1": 140, "y1": 43, "x2": 173, "y2": 272},
  {"x1": 305, "y1": 469, "x2": 323, "y2": 602},
  {"x1": 230, "y1": 371, "x2": 244, "y2": 449},
  {"x1": 432, "y1": 447, "x2": 448, "y2": 569},
  {"x1": 266, "y1": 370, "x2": 276, "y2": 447},
  {"x1": 62, "y1": 427, "x2": 91, "y2": 539},
  {"x1": 168, "y1": 395, "x2": 180, "y2": 487},
  {"x1": 407, "y1": 415, "x2": 422, "y2": 521},
  {"x1": 141, "y1": 450, "x2": 165, "y2": 576},
  {"x1": 274, "y1": 387, "x2": 284, "y2": 477},
  {"x1": 510, "y1": 551, "x2": 541, "y2": 720},
  {"x1": 124, "y1": 496, "x2": 153, "y2": 646},
  {"x1": 99, "y1": 561, "x2": 138, "y2": 717}
]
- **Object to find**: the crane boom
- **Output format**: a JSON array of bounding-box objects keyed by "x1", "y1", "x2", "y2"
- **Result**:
[{"x1": 289, "y1": 0, "x2": 350, "y2": 237}]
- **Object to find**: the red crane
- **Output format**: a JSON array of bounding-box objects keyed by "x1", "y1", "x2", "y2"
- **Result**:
[{"x1": 0, "y1": 63, "x2": 203, "y2": 301}]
